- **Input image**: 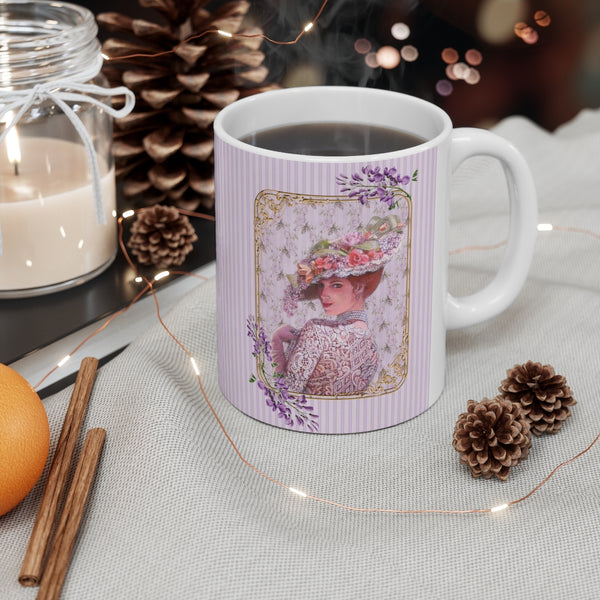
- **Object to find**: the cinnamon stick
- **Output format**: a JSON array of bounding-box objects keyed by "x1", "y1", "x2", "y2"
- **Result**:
[
  {"x1": 36, "y1": 428, "x2": 106, "y2": 600},
  {"x1": 19, "y1": 357, "x2": 99, "y2": 587}
]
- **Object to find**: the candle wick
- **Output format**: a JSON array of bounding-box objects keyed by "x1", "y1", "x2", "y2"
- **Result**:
[{"x1": 13, "y1": 162, "x2": 19, "y2": 176}]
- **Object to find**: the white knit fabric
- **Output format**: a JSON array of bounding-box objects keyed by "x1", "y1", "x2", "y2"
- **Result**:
[{"x1": 1, "y1": 109, "x2": 599, "y2": 599}]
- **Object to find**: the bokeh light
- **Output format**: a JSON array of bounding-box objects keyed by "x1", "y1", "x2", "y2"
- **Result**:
[
  {"x1": 465, "y1": 49, "x2": 483, "y2": 66},
  {"x1": 477, "y1": 0, "x2": 527, "y2": 45},
  {"x1": 534, "y1": 10, "x2": 551, "y2": 27},
  {"x1": 391, "y1": 22, "x2": 410, "y2": 40},
  {"x1": 464, "y1": 68, "x2": 481, "y2": 85},
  {"x1": 435, "y1": 79, "x2": 454, "y2": 96},
  {"x1": 522, "y1": 28, "x2": 539, "y2": 44},
  {"x1": 445, "y1": 64, "x2": 458, "y2": 81},
  {"x1": 513, "y1": 22, "x2": 528, "y2": 37},
  {"x1": 441, "y1": 47, "x2": 459, "y2": 64},
  {"x1": 514, "y1": 23, "x2": 539, "y2": 44},
  {"x1": 451, "y1": 62, "x2": 470, "y2": 79},
  {"x1": 400, "y1": 45, "x2": 419, "y2": 62},
  {"x1": 364, "y1": 52, "x2": 379, "y2": 68},
  {"x1": 354, "y1": 38, "x2": 372, "y2": 54},
  {"x1": 441, "y1": 48, "x2": 483, "y2": 91},
  {"x1": 376, "y1": 45, "x2": 401, "y2": 69}
]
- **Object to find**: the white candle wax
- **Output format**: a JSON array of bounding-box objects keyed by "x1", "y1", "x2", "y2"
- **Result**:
[{"x1": 0, "y1": 137, "x2": 117, "y2": 292}]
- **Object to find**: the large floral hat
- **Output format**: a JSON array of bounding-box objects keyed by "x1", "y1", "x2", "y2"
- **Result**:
[{"x1": 283, "y1": 215, "x2": 404, "y2": 314}]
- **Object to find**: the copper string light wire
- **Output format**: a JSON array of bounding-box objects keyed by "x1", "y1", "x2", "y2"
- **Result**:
[
  {"x1": 102, "y1": 0, "x2": 330, "y2": 62},
  {"x1": 551, "y1": 224, "x2": 600, "y2": 241},
  {"x1": 450, "y1": 240, "x2": 507, "y2": 255},
  {"x1": 33, "y1": 282, "x2": 152, "y2": 390},
  {"x1": 450, "y1": 224, "x2": 600, "y2": 255},
  {"x1": 30, "y1": 206, "x2": 600, "y2": 516}
]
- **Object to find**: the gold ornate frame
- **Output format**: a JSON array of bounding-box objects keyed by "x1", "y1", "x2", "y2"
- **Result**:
[{"x1": 254, "y1": 189, "x2": 412, "y2": 400}]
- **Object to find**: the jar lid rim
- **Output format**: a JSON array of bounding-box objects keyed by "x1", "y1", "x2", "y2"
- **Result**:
[
  {"x1": 0, "y1": 1, "x2": 97, "y2": 47},
  {"x1": 0, "y1": 1, "x2": 100, "y2": 86}
]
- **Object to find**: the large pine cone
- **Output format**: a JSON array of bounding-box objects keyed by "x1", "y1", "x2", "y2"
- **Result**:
[
  {"x1": 499, "y1": 361, "x2": 576, "y2": 436},
  {"x1": 98, "y1": 0, "x2": 278, "y2": 213},
  {"x1": 453, "y1": 397, "x2": 532, "y2": 481},
  {"x1": 127, "y1": 205, "x2": 198, "y2": 268}
]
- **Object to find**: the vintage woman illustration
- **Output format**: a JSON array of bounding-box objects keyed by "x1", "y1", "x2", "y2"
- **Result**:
[{"x1": 271, "y1": 215, "x2": 404, "y2": 396}]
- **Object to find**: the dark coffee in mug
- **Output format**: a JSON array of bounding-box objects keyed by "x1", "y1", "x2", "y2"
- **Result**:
[{"x1": 240, "y1": 122, "x2": 425, "y2": 156}]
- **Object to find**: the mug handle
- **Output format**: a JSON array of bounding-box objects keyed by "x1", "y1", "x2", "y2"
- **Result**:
[{"x1": 446, "y1": 128, "x2": 538, "y2": 330}]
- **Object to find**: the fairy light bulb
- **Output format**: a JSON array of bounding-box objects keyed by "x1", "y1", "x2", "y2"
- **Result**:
[
  {"x1": 289, "y1": 487, "x2": 308, "y2": 498},
  {"x1": 217, "y1": 29, "x2": 233, "y2": 38},
  {"x1": 122, "y1": 209, "x2": 135, "y2": 219},
  {"x1": 304, "y1": 22, "x2": 313, "y2": 32},
  {"x1": 538, "y1": 223, "x2": 553, "y2": 231},
  {"x1": 490, "y1": 503, "x2": 509, "y2": 513},
  {"x1": 190, "y1": 357, "x2": 200, "y2": 376},
  {"x1": 57, "y1": 355, "x2": 71, "y2": 368}
]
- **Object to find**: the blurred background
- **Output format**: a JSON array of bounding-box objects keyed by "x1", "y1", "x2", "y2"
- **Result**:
[{"x1": 82, "y1": 0, "x2": 600, "y2": 131}]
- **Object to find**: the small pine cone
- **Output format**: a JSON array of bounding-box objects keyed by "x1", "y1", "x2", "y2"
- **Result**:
[
  {"x1": 127, "y1": 205, "x2": 198, "y2": 268},
  {"x1": 453, "y1": 397, "x2": 532, "y2": 481},
  {"x1": 499, "y1": 361, "x2": 576, "y2": 436}
]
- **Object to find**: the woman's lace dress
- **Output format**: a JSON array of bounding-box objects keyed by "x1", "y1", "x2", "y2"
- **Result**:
[{"x1": 284, "y1": 318, "x2": 378, "y2": 395}]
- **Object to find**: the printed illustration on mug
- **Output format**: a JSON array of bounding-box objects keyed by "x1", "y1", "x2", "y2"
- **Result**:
[{"x1": 248, "y1": 167, "x2": 416, "y2": 431}]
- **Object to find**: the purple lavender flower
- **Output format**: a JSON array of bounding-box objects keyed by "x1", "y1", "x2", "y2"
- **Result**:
[
  {"x1": 257, "y1": 380, "x2": 275, "y2": 403},
  {"x1": 246, "y1": 316, "x2": 272, "y2": 360},
  {"x1": 247, "y1": 314, "x2": 319, "y2": 431},
  {"x1": 337, "y1": 165, "x2": 417, "y2": 209}
]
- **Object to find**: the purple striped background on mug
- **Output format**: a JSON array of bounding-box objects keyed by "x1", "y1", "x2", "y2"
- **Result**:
[{"x1": 215, "y1": 137, "x2": 438, "y2": 434}]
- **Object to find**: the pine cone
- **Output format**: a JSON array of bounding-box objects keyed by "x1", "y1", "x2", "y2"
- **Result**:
[
  {"x1": 127, "y1": 205, "x2": 198, "y2": 268},
  {"x1": 98, "y1": 0, "x2": 278, "y2": 213},
  {"x1": 499, "y1": 361, "x2": 576, "y2": 436},
  {"x1": 453, "y1": 397, "x2": 532, "y2": 481}
]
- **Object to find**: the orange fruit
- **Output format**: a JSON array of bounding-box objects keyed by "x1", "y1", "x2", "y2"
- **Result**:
[{"x1": 0, "y1": 364, "x2": 50, "y2": 516}]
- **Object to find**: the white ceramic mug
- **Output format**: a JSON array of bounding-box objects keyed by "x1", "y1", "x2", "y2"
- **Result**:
[{"x1": 213, "y1": 86, "x2": 537, "y2": 434}]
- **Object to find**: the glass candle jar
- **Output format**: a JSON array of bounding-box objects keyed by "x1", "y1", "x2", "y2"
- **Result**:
[{"x1": 0, "y1": 0, "x2": 134, "y2": 297}]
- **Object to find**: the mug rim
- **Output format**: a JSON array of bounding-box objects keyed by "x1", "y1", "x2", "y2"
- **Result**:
[{"x1": 214, "y1": 86, "x2": 453, "y2": 162}]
